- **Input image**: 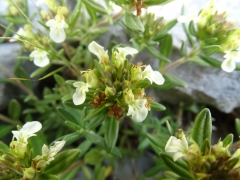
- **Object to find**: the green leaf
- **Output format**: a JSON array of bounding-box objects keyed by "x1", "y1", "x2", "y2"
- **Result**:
[
  {"x1": 28, "y1": 132, "x2": 47, "y2": 157},
  {"x1": 65, "y1": 121, "x2": 80, "y2": 131},
  {"x1": 145, "y1": 162, "x2": 165, "y2": 177},
  {"x1": 0, "y1": 126, "x2": 14, "y2": 139},
  {"x1": 84, "y1": 105, "x2": 108, "y2": 121},
  {"x1": 38, "y1": 67, "x2": 65, "y2": 80},
  {"x1": 166, "y1": 121, "x2": 174, "y2": 136},
  {"x1": 180, "y1": 41, "x2": 187, "y2": 57},
  {"x1": 82, "y1": 0, "x2": 108, "y2": 14},
  {"x1": 154, "y1": 19, "x2": 177, "y2": 40},
  {"x1": 150, "y1": 101, "x2": 166, "y2": 111},
  {"x1": 226, "y1": 157, "x2": 239, "y2": 169},
  {"x1": 191, "y1": 108, "x2": 212, "y2": 149},
  {"x1": 45, "y1": 149, "x2": 81, "y2": 175},
  {"x1": 57, "y1": 107, "x2": 78, "y2": 124},
  {"x1": 0, "y1": 141, "x2": 10, "y2": 153},
  {"x1": 77, "y1": 140, "x2": 92, "y2": 158},
  {"x1": 8, "y1": 99, "x2": 22, "y2": 120},
  {"x1": 153, "y1": 73, "x2": 187, "y2": 89},
  {"x1": 145, "y1": 46, "x2": 170, "y2": 63},
  {"x1": 144, "y1": 0, "x2": 173, "y2": 6},
  {"x1": 62, "y1": 132, "x2": 82, "y2": 146},
  {"x1": 199, "y1": 54, "x2": 240, "y2": 70},
  {"x1": 235, "y1": 118, "x2": 240, "y2": 136},
  {"x1": 85, "y1": 131, "x2": 102, "y2": 144},
  {"x1": 222, "y1": 134, "x2": 233, "y2": 147},
  {"x1": 146, "y1": 134, "x2": 165, "y2": 149},
  {"x1": 30, "y1": 64, "x2": 50, "y2": 78},
  {"x1": 54, "y1": 74, "x2": 65, "y2": 86},
  {"x1": 201, "y1": 139, "x2": 211, "y2": 155},
  {"x1": 0, "y1": 23, "x2": 14, "y2": 43},
  {"x1": 69, "y1": 0, "x2": 82, "y2": 28},
  {"x1": 201, "y1": 45, "x2": 221, "y2": 56},
  {"x1": 160, "y1": 152, "x2": 194, "y2": 180},
  {"x1": 84, "y1": 149, "x2": 105, "y2": 165},
  {"x1": 124, "y1": 12, "x2": 145, "y2": 32},
  {"x1": 160, "y1": 34, "x2": 173, "y2": 58},
  {"x1": 104, "y1": 117, "x2": 119, "y2": 152},
  {"x1": 86, "y1": 113, "x2": 107, "y2": 130},
  {"x1": 37, "y1": 173, "x2": 58, "y2": 180},
  {"x1": 59, "y1": 165, "x2": 80, "y2": 180},
  {"x1": 94, "y1": 60, "x2": 104, "y2": 76},
  {"x1": 188, "y1": 20, "x2": 197, "y2": 36},
  {"x1": 182, "y1": 23, "x2": 194, "y2": 47}
]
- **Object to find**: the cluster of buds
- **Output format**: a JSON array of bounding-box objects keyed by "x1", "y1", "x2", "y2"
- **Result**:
[
  {"x1": 73, "y1": 41, "x2": 165, "y2": 122},
  {"x1": 0, "y1": 121, "x2": 65, "y2": 179},
  {"x1": 133, "y1": 13, "x2": 166, "y2": 46},
  {"x1": 165, "y1": 131, "x2": 240, "y2": 179},
  {"x1": 179, "y1": 0, "x2": 240, "y2": 72},
  {"x1": 6, "y1": 0, "x2": 24, "y2": 17}
]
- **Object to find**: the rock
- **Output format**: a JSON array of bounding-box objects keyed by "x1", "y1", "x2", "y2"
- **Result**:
[
  {"x1": 0, "y1": 43, "x2": 37, "y2": 110},
  {"x1": 156, "y1": 51, "x2": 240, "y2": 113}
]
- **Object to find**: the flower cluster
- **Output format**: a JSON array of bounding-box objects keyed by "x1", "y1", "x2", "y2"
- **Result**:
[
  {"x1": 72, "y1": 41, "x2": 165, "y2": 122},
  {"x1": 0, "y1": 121, "x2": 65, "y2": 179},
  {"x1": 179, "y1": 0, "x2": 240, "y2": 72},
  {"x1": 165, "y1": 132, "x2": 240, "y2": 179}
]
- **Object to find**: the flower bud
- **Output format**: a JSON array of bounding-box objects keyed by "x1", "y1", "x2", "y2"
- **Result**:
[
  {"x1": 105, "y1": 86, "x2": 116, "y2": 97},
  {"x1": 123, "y1": 88, "x2": 134, "y2": 104},
  {"x1": 130, "y1": 66, "x2": 142, "y2": 82},
  {"x1": 10, "y1": 141, "x2": 27, "y2": 159},
  {"x1": 23, "y1": 167, "x2": 36, "y2": 179},
  {"x1": 85, "y1": 70, "x2": 100, "y2": 88}
]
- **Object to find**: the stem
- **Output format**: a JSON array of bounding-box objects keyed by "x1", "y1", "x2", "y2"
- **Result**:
[
  {"x1": 0, "y1": 114, "x2": 21, "y2": 125},
  {"x1": 92, "y1": 10, "x2": 123, "y2": 28},
  {"x1": 0, "y1": 64, "x2": 38, "y2": 100},
  {"x1": 161, "y1": 57, "x2": 187, "y2": 73}
]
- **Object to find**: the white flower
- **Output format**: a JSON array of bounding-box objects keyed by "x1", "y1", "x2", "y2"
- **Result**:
[
  {"x1": 88, "y1": 41, "x2": 109, "y2": 63},
  {"x1": 9, "y1": 27, "x2": 26, "y2": 42},
  {"x1": 127, "y1": 99, "x2": 148, "y2": 122},
  {"x1": 12, "y1": 121, "x2": 42, "y2": 144},
  {"x1": 221, "y1": 49, "x2": 240, "y2": 73},
  {"x1": 117, "y1": 46, "x2": 138, "y2": 58},
  {"x1": 41, "y1": 140, "x2": 65, "y2": 164},
  {"x1": 30, "y1": 49, "x2": 50, "y2": 67},
  {"x1": 46, "y1": 18, "x2": 68, "y2": 43},
  {"x1": 165, "y1": 133, "x2": 189, "y2": 161},
  {"x1": 73, "y1": 82, "x2": 89, "y2": 105},
  {"x1": 142, "y1": 65, "x2": 165, "y2": 85}
]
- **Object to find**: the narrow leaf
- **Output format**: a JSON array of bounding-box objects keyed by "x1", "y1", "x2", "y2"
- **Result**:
[
  {"x1": 160, "y1": 153, "x2": 194, "y2": 179},
  {"x1": 201, "y1": 45, "x2": 221, "y2": 56},
  {"x1": 191, "y1": 108, "x2": 212, "y2": 149},
  {"x1": 45, "y1": 149, "x2": 81, "y2": 175},
  {"x1": 124, "y1": 12, "x2": 144, "y2": 32},
  {"x1": 150, "y1": 101, "x2": 166, "y2": 111},
  {"x1": 222, "y1": 134, "x2": 233, "y2": 147},
  {"x1": 104, "y1": 116, "x2": 119, "y2": 152},
  {"x1": 160, "y1": 34, "x2": 173, "y2": 58},
  {"x1": 8, "y1": 99, "x2": 21, "y2": 120},
  {"x1": 235, "y1": 118, "x2": 240, "y2": 136},
  {"x1": 82, "y1": 0, "x2": 107, "y2": 14}
]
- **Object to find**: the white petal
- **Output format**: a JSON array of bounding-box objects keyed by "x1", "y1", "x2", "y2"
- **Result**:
[
  {"x1": 127, "y1": 105, "x2": 135, "y2": 116},
  {"x1": 20, "y1": 121, "x2": 42, "y2": 135},
  {"x1": 42, "y1": 144, "x2": 49, "y2": 155},
  {"x1": 33, "y1": 55, "x2": 50, "y2": 67},
  {"x1": 60, "y1": 20, "x2": 69, "y2": 28},
  {"x1": 73, "y1": 81, "x2": 85, "y2": 88},
  {"x1": 49, "y1": 28, "x2": 66, "y2": 43},
  {"x1": 117, "y1": 47, "x2": 138, "y2": 57},
  {"x1": 73, "y1": 90, "x2": 86, "y2": 105},
  {"x1": 46, "y1": 19, "x2": 56, "y2": 27},
  {"x1": 221, "y1": 57, "x2": 236, "y2": 73},
  {"x1": 151, "y1": 71, "x2": 165, "y2": 85},
  {"x1": 88, "y1": 41, "x2": 106, "y2": 59},
  {"x1": 132, "y1": 105, "x2": 148, "y2": 122},
  {"x1": 173, "y1": 152, "x2": 185, "y2": 161}
]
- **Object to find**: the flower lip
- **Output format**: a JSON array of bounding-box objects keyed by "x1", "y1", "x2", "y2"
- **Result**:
[
  {"x1": 143, "y1": 65, "x2": 165, "y2": 85},
  {"x1": 12, "y1": 121, "x2": 42, "y2": 143},
  {"x1": 30, "y1": 49, "x2": 50, "y2": 67},
  {"x1": 127, "y1": 99, "x2": 148, "y2": 122},
  {"x1": 72, "y1": 82, "x2": 89, "y2": 105}
]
